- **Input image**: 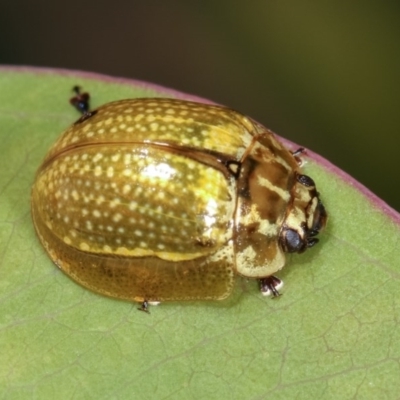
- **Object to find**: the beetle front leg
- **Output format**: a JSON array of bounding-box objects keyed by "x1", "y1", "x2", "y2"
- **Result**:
[{"x1": 259, "y1": 276, "x2": 283, "y2": 297}]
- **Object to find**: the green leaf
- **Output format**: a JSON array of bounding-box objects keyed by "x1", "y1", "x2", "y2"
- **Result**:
[{"x1": 1, "y1": 67, "x2": 399, "y2": 399}]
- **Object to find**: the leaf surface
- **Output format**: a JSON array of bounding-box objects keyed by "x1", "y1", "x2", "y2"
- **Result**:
[{"x1": 1, "y1": 67, "x2": 399, "y2": 399}]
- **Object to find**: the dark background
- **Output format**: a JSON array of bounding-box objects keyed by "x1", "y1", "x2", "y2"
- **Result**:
[{"x1": 2, "y1": 1, "x2": 399, "y2": 211}]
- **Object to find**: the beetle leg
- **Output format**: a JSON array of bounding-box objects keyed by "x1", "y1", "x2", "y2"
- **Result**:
[
  {"x1": 291, "y1": 147, "x2": 305, "y2": 157},
  {"x1": 69, "y1": 86, "x2": 97, "y2": 122},
  {"x1": 259, "y1": 276, "x2": 283, "y2": 298},
  {"x1": 70, "y1": 86, "x2": 91, "y2": 114},
  {"x1": 291, "y1": 147, "x2": 306, "y2": 166},
  {"x1": 137, "y1": 300, "x2": 150, "y2": 313}
]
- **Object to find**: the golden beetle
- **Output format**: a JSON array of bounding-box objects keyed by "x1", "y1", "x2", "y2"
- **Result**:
[{"x1": 31, "y1": 91, "x2": 327, "y2": 311}]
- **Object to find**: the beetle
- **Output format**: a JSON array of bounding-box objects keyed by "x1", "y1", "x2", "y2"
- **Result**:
[{"x1": 31, "y1": 87, "x2": 327, "y2": 312}]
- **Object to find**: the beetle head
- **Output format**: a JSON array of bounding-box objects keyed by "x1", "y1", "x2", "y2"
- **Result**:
[{"x1": 279, "y1": 174, "x2": 327, "y2": 254}]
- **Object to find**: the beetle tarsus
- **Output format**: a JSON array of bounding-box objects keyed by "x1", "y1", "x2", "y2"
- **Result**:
[
  {"x1": 70, "y1": 85, "x2": 91, "y2": 115},
  {"x1": 137, "y1": 300, "x2": 150, "y2": 313},
  {"x1": 291, "y1": 147, "x2": 305, "y2": 157},
  {"x1": 259, "y1": 276, "x2": 282, "y2": 298},
  {"x1": 292, "y1": 147, "x2": 306, "y2": 166}
]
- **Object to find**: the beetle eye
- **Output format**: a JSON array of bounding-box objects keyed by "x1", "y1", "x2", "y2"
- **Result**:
[
  {"x1": 297, "y1": 174, "x2": 315, "y2": 187},
  {"x1": 280, "y1": 228, "x2": 305, "y2": 253}
]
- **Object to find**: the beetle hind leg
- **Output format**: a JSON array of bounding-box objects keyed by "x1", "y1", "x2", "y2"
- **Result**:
[
  {"x1": 137, "y1": 300, "x2": 161, "y2": 313},
  {"x1": 259, "y1": 276, "x2": 283, "y2": 298},
  {"x1": 137, "y1": 300, "x2": 150, "y2": 313}
]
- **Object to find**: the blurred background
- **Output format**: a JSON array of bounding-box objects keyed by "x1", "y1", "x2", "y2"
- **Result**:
[{"x1": 1, "y1": 1, "x2": 399, "y2": 211}]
